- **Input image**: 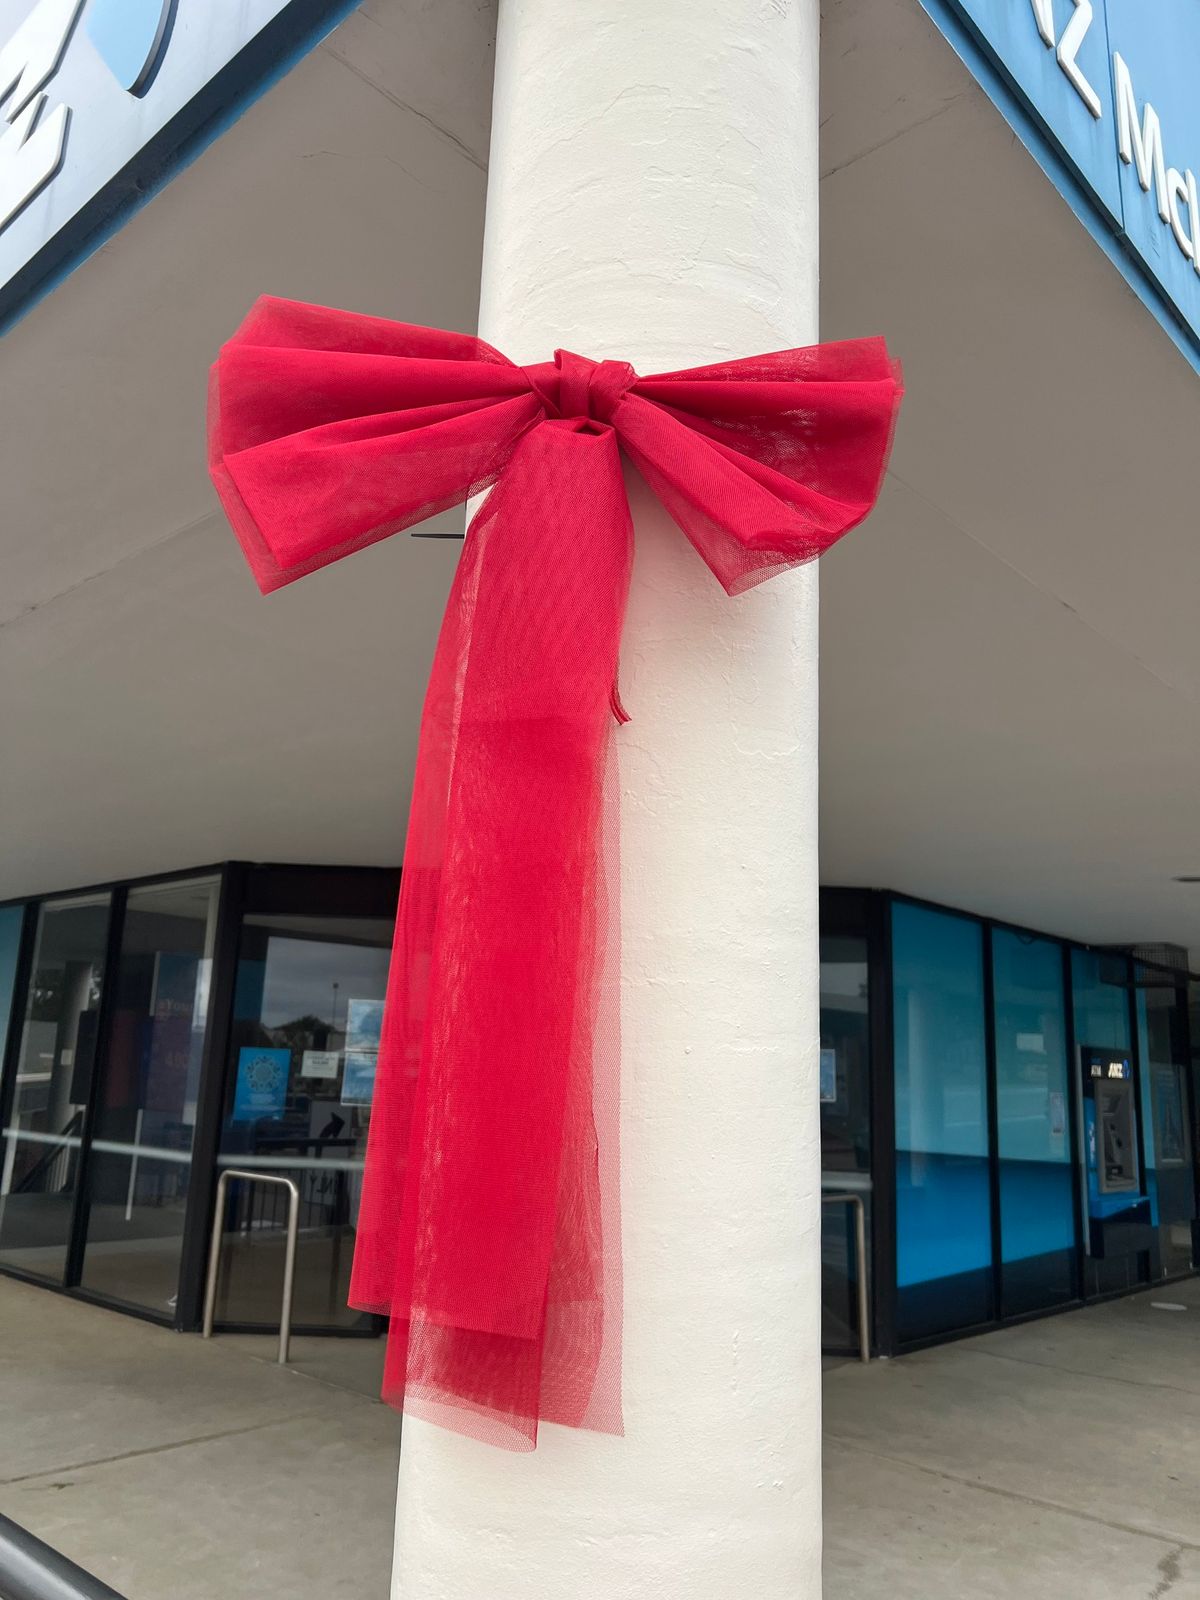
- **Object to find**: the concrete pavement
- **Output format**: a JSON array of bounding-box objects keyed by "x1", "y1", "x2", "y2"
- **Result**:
[
  {"x1": 3, "y1": 1272, "x2": 1200, "y2": 1596},
  {"x1": 0, "y1": 1278, "x2": 398, "y2": 1600},
  {"x1": 824, "y1": 1278, "x2": 1200, "y2": 1599}
]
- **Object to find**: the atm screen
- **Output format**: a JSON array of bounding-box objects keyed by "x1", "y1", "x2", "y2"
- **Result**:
[
  {"x1": 1083, "y1": 1051, "x2": 1139, "y2": 1195},
  {"x1": 1096, "y1": 1080, "x2": 1137, "y2": 1192}
]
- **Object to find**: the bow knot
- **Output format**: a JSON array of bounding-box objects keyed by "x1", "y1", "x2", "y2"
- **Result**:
[
  {"x1": 559, "y1": 350, "x2": 638, "y2": 424},
  {"x1": 522, "y1": 349, "x2": 638, "y2": 426}
]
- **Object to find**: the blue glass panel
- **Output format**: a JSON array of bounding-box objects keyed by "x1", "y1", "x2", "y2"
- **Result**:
[
  {"x1": 1135, "y1": 970, "x2": 1194, "y2": 1274},
  {"x1": 0, "y1": 905, "x2": 23, "y2": 1066},
  {"x1": 893, "y1": 902, "x2": 992, "y2": 1339},
  {"x1": 993, "y1": 930, "x2": 1075, "y2": 1313},
  {"x1": 1071, "y1": 949, "x2": 1131, "y2": 1054}
]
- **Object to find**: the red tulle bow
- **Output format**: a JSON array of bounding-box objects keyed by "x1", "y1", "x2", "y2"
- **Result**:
[{"x1": 208, "y1": 296, "x2": 902, "y2": 1450}]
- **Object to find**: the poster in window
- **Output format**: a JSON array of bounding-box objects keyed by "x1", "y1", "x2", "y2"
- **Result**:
[
  {"x1": 301, "y1": 1049, "x2": 340, "y2": 1081},
  {"x1": 346, "y1": 998, "x2": 384, "y2": 1054},
  {"x1": 231, "y1": 1046, "x2": 290, "y2": 1123},
  {"x1": 819, "y1": 1048, "x2": 837, "y2": 1105},
  {"x1": 1155, "y1": 1065, "x2": 1188, "y2": 1165},
  {"x1": 341, "y1": 1050, "x2": 378, "y2": 1106},
  {"x1": 144, "y1": 952, "x2": 200, "y2": 1115}
]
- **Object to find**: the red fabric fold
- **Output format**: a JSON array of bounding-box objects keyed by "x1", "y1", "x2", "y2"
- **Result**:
[{"x1": 208, "y1": 296, "x2": 903, "y2": 1449}]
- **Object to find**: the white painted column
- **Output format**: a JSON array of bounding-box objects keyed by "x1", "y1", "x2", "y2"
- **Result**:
[{"x1": 393, "y1": 2, "x2": 824, "y2": 1596}]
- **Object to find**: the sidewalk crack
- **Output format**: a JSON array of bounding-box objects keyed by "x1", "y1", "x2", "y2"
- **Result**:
[
  {"x1": 1, "y1": 1412, "x2": 331, "y2": 1485},
  {"x1": 827, "y1": 1434, "x2": 1200, "y2": 1554}
]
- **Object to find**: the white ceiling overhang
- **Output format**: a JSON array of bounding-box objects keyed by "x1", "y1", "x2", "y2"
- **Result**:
[{"x1": 3, "y1": 0, "x2": 1199, "y2": 965}]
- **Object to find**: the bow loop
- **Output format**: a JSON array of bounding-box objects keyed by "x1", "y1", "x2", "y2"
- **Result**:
[
  {"x1": 615, "y1": 339, "x2": 904, "y2": 594},
  {"x1": 209, "y1": 295, "x2": 537, "y2": 593}
]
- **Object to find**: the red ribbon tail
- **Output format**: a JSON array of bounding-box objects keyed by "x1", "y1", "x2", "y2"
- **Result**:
[{"x1": 350, "y1": 421, "x2": 633, "y2": 1449}]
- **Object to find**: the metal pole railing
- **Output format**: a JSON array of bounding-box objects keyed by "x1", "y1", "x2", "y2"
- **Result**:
[
  {"x1": 821, "y1": 1191, "x2": 870, "y2": 1363},
  {"x1": 0, "y1": 1514, "x2": 127, "y2": 1600},
  {"x1": 202, "y1": 1168, "x2": 301, "y2": 1365}
]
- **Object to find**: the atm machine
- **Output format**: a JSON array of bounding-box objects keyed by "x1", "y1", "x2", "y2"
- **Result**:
[{"x1": 1078, "y1": 1045, "x2": 1153, "y2": 1257}]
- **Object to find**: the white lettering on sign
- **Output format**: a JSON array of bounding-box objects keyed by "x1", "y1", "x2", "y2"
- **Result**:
[
  {"x1": 0, "y1": 0, "x2": 83, "y2": 231},
  {"x1": 1113, "y1": 51, "x2": 1200, "y2": 277},
  {"x1": 1024, "y1": 7, "x2": 1200, "y2": 285},
  {"x1": 1056, "y1": 2, "x2": 1101, "y2": 120},
  {"x1": 1029, "y1": 0, "x2": 1101, "y2": 121},
  {"x1": 1167, "y1": 167, "x2": 1196, "y2": 262},
  {"x1": 1114, "y1": 53, "x2": 1169, "y2": 221},
  {"x1": 1030, "y1": 0, "x2": 1055, "y2": 48}
]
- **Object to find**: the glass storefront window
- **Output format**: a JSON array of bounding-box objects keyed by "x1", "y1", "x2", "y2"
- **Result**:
[
  {"x1": 892, "y1": 901, "x2": 991, "y2": 1342},
  {"x1": 78, "y1": 877, "x2": 220, "y2": 1314},
  {"x1": 0, "y1": 894, "x2": 112, "y2": 1282},
  {"x1": 820, "y1": 932, "x2": 872, "y2": 1351},
  {"x1": 0, "y1": 906, "x2": 24, "y2": 1072},
  {"x1": 992, "y1": 929, "x2": 1075, "y2": 1316},
  {"x1": 1071, "y1": 949, "x2": 1148, "y2": 1297},
  {"x1": 1135, "y1": 967, "x2": 1194, "y2": 1278},
  {"x1": 213, "y1": 911, "x2": 394, "y2": 1331}
]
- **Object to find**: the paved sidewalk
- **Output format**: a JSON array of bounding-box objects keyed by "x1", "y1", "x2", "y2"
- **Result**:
[
  {"x1": 825, "y1": 1277, "x2": 1200, "y2": 1599},
  {"x1": 3, "y1": 1272, "x2": 1199, "y2": 1597},
  {"x1": 0, "y1": 1278, "x2": 397, "y2": 1600}
]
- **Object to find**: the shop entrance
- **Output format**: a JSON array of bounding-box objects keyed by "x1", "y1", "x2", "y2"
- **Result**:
[
  {"x1": 0, "y1": 863, "x2": 398, "y2": 1337},
  {"x1": 210, "y1": 899, "x2": 393, "y2": 1333}
]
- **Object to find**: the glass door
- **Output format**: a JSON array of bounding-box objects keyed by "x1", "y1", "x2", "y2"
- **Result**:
[
  {"x1": 78, "y1": 877, "x2": 220, "y2": 1315},
  {"x1": 213, "y1": 910, "x2": 394, "y2": 1332},
  {"x1": 0, "y1": 894, "x2": 112, "y2": 1282},
  {"x1": 820, "y1": 931, "x2": 873, "y2": 1352}
]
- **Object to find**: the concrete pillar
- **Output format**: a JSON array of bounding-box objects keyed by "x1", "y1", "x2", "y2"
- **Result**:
[{"x1": 393, "y1": 1, "x2": 823, "y2": 1596}]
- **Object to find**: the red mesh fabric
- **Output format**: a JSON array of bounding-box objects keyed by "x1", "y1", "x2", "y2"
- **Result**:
[{"x1": 208, "y1": 296, "x2": 903, "y2": 1449}]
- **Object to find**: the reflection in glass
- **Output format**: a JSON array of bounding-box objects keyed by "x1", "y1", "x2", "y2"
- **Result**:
[
  {"x1": 1071, "y1": 950, "x2": 1147, "y2": 1297},
  {"x1": 1136, "y1": 968, "x2": 1194, "y2": 1277},
  {"x1": 0, "y1": 895, "x2": 111, "y2": 1281},
  {"x1": 215, "y1": 913, "x2": 393, "y2": 1331},
  {"x1": 892, "y1": 902, "x2": 992, "y2": 1341},
  {"x1": 993, "y1": 930, "x2": 1075, "y2": 1315},
  {"x1": 0, "y1": 906, "x2": 24, "y2": 1071},
  {"x1": 820, "y1": 934, "x2": 872, "y2": 1351},
  {"x1": 79, "y1": 878, "x2": 220, "y2": 1314}
]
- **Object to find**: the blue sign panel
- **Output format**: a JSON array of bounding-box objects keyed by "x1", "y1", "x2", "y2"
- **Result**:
[{"x1": 923, "y1": 0, "x2": 1200, "y2": 353}]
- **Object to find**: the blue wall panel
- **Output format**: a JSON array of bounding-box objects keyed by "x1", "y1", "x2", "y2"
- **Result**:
[{"x1": 893, "y1": 902, "x2": 993, "y2": 1337}]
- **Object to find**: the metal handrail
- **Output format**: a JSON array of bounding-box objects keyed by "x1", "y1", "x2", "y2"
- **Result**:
[
  {"x1": 822, "y1": 1191, "x2": 870, "y2": 1363},
  {"x1": 202, "y1": 1168, "x2": 300, "y2": 1365},
  {"x1": 0, "y1": 1514, "x2": 126, "y2": 1600}
]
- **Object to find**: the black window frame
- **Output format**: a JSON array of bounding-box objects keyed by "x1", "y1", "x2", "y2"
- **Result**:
[
  {"x1": 821, "y1": 886, "x2": 1200, "y2": 1359},
  {"x1": 0, "y1": 860, "x2": 398, "y2": 1333}
]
